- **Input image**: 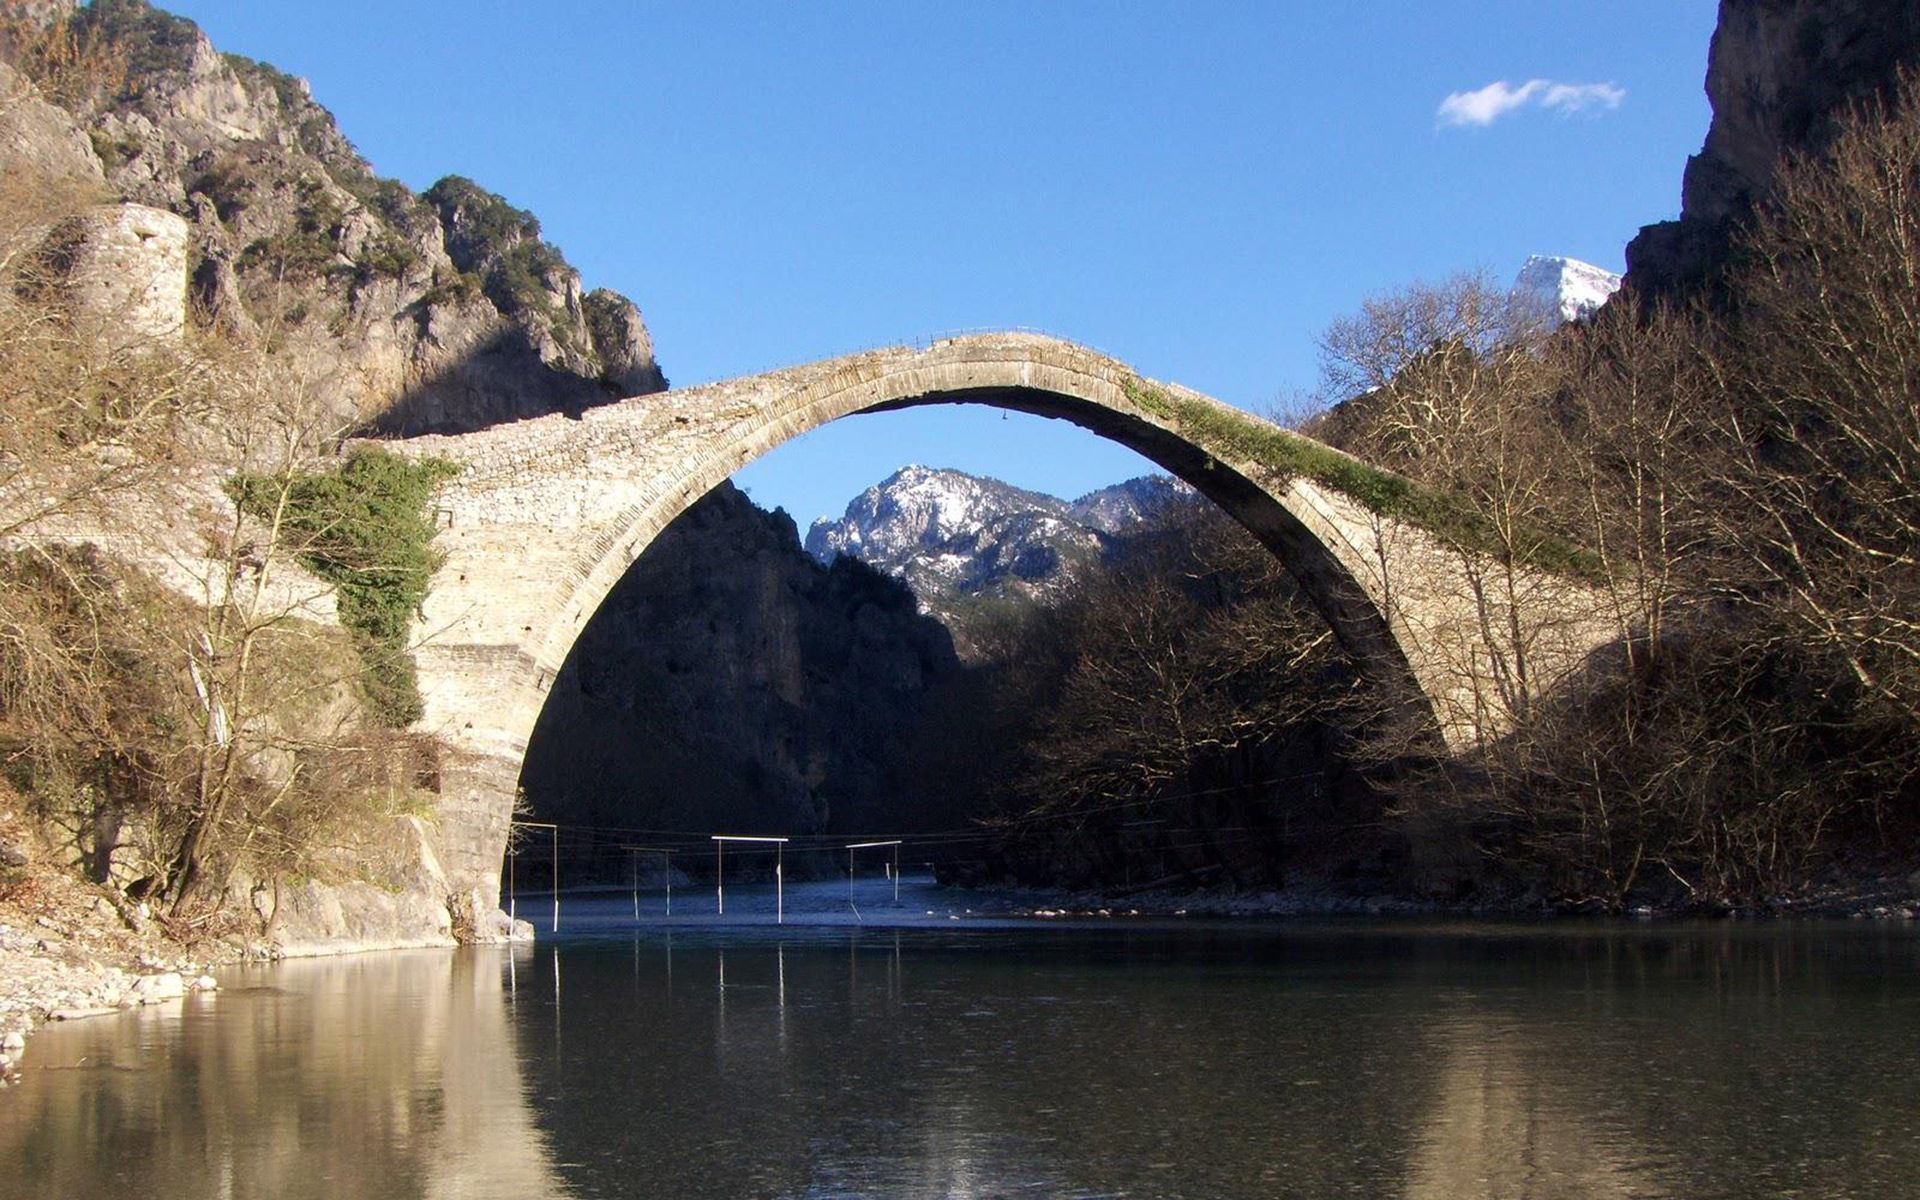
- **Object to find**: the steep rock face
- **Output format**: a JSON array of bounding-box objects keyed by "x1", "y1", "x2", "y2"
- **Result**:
[
  {"x1": 0, "y1": 59, "x2": 102, "y2": 187},
  {"x1": 805, "y1": 467, "x2": 1187, "y2": 656},
  {"x1": 1, "y1": 0, "x2": 665, "y2": 433},
  {"x1": 1625, "y1": 0, "x2": 1920, "y2": 299},
  {"x1": 520, "y1": 482, "x2": 959, "y2": 863},
  {"x1": 0, "y1": 2, "x2": 674, "y2": 947}
]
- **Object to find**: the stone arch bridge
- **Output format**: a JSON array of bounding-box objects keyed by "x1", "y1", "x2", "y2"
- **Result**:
[{"x1": 379, "y1": 333, "x2": 1610, "y2": 919}]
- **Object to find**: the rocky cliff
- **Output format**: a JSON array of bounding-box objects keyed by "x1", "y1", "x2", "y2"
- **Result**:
[
  {"x1": 519, "y1": 483, "x2": 959, "y2": 870},
  {"x1": 0, "y1": 0, "x2": 675, "y2": 951},
  {"x1": 1625, "y1": 0, "x2": 1920, "y2": 299},
  {"x1": 1, "y1": 0, "x2": 664, "y2": 434}
]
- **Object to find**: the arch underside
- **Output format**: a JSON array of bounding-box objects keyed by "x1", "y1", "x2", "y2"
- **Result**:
[{"x1": 528, "y1": 370, "x2": 1437, "y2": 752}]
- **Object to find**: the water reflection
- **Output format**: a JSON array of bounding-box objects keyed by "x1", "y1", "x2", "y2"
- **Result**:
[
  {"x1": 0, "y1": 947, "x2": 569, "y2": 1200},
  {"x1": 1407, "y1": 1013, "x2": 1656, "y2": 1199},
  {"x1": 2, "y1": 921, "x2": 1917, "y2": 1199}
]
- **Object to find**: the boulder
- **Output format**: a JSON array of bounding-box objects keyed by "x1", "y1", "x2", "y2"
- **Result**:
[{"x1": 128, "y1": 972, "x2": 187, "y2": 1003}]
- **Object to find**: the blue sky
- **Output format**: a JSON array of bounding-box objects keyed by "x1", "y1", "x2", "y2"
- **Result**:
[{"x1": 170, "y1": 1, "x2": 1719, "y2": 528}]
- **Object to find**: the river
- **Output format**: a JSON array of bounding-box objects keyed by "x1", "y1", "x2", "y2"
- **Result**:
[{"x1": 2, "y1": 878, "x2": 1916, "y2": 1199}]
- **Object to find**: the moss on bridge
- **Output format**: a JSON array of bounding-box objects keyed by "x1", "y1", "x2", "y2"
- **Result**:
[{"x1": 1120, "y1": 376, "x2": 1603, "y2": 579}]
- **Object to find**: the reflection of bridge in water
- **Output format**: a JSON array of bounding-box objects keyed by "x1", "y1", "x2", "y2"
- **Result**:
[
  {"x1": 381, "y1": 332, "x2": 1615, "y2": 928},
  {"x1": 8, "y1": 924, "x2": 1912, "y2": 1198}
]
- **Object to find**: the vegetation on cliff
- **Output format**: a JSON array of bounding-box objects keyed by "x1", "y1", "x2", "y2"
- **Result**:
[
  {"x1": 941, "y1": 78, "x2": 1920, "y2": 911},
  {"x1": 0, "y1": 6, "x2": 471, "y2": 926},
  {"x1": 230, "y1": 450, "x2": 458, "y2": 728},
  {"x1": 1306, "y1": 79, "x2": 1920, "y2": 908}
]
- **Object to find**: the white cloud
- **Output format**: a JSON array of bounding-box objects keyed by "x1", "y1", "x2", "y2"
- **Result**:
[
  {"x1": 1437, "y1": 79, "x2": 1545, "y2": 127},
  {"x1": 1541, "y1": 81, "x2": 1626, "y2": 115},
  {"x1": 1437, "y1": 78, "x2": 1625, "y2": 128}
]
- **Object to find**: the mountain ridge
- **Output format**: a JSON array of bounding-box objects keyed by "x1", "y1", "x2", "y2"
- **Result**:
[{"x1": 804, "y1": 465, "x2": 1188, "y2": 655}]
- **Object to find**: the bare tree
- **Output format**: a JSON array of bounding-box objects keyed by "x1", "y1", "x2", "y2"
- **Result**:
[
  {"x1": 975, "y1": 502, "x2": 1377, "y2": 888},
  {"x1": 1708, "y1": 75, "x2": 1920, "y2": 744}
]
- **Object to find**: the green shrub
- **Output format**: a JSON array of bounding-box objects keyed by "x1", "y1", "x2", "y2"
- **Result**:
[
  {"x1": 356, "y1": 234, "x2": 420, "y2": 281},
  {"x1": 238, "y1": 230, "x2": 335, "y2": 279},
  {"x1": 420, "y1": 268, "x2": 484, "y2": 308},
  {"x1": 229, "y1": 450, "x2": 459, "y2": 727},
  {"x1": 87, "y1": 129, "x2": 141, "y2": 171},
  {"x1": 424, "y1": 175, "x2": 542, "y2": 254},
  {"x1": 235, "y1": 177, "x2": 349, "y2": 280}
]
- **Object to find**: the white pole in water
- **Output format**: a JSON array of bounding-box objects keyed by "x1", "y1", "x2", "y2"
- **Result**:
[
  {"x1": 511, "y1": 821, "x2": 561, "y2": 932},
  {"x1": 846, "y1": 840, "x2": 905, "y2": 907},
  {"x1": 712, "y1": 836, "x2": 791, "y2": 922},
  {"x1": 716, "y1": 840, "x2": 724, "y2": 916},
  {"x1": 777, "y1": 844, "x2": 784, "y2": 925},
  {"x1": 618, "y1": 846, "x2": 675, "y2": 921}
]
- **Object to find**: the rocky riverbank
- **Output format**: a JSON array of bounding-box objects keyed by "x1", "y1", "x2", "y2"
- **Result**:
[{"x1": 0, "y1": 829, "x2": 226, "y2": 1088}]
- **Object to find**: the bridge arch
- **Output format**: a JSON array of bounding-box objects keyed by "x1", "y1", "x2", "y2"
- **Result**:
[
  {"x1": 551, "y1": 338, "x2": 1422, "y2": 717},
  {"x1": 381, "y1": 332, "x2": 1604, "y2": 922}
]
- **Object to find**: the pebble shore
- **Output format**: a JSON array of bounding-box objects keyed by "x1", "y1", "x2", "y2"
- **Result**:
[{"x1": 0, "y1": 857, "x2": 229, "y2": 1088}]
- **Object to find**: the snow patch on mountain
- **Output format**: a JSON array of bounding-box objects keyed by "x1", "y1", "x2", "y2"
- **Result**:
[
  {"x1": 1511, "y1": 255, "x2": 1622, "y2": 323},
  {"x1": 805, "y1": 467, "x2": 1191, "y2": 654}
]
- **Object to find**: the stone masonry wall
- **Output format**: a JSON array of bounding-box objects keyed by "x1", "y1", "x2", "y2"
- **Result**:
[{"x1": 60, "y1": 203, "x2": 189, "y2": 343}]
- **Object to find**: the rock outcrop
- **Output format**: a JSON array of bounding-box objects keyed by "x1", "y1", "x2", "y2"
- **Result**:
[
  {"x1": 1625, "y1": 0, "x2": 1920, "y2": 299},
  {"x1": 0, "y1": 58, "x2": 101, "y2": 187},
  {"x1": 520, "y1": 483, "x2": 959, "y2": 870},
  {"x1": 1, "y1": 0, "x2": 665, "y2": 433}
]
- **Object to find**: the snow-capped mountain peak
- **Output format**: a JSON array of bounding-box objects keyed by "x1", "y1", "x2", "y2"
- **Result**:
[
  {"x1": 805, "y1": 468, "x2": 1190, "y2": 655},
  {"x1": 806, "y1": 465, "x2": 1070, "y2": 567},
  {"x1": 1511, "y1": 255, "x2": 1622, "y2": 323}
]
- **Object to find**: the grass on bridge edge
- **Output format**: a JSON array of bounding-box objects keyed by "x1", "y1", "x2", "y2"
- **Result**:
[{"x1": 1120, "y1": 376, "x2": 1606, "y2": 581}]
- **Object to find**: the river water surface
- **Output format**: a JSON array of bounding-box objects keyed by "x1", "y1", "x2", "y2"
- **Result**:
[{"x1": 3, "y1": 881, "x2": 1917, "y2": 1199}]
